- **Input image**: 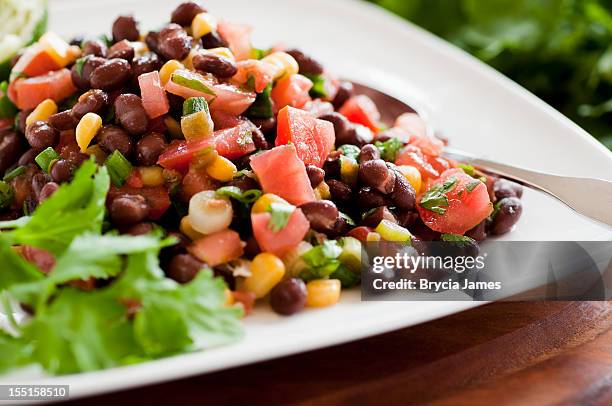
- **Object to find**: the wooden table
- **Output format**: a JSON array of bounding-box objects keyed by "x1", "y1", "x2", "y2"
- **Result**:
[{"x1": 72, "y1": 301, "x2": 612, "y2": 405}]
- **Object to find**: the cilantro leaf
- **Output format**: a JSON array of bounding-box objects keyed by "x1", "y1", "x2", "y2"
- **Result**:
[
  {"x1": 305, "y1": 73, "x2": 328, "y2": 98},
  {"x1": 246, "y1": 82, "x2": 273, "y2": 118},
  {"x1": 266, "y1": 203, "x2": 294, "y2": 232},
  {"x1": 419, "y1": 176, "x2": 457, "y2": 215},
  {"x1": 465, "y1": 179, "x2": 482, "y2": 192},
  {"x1": 374, "y1": 138, "x2": 404, "y2": 161},
  {"x1": 300, "y1": 240, "x2": 343, "y2": 281},
  {"x1": 0, "y1": 331, "x2": 32, "y2": 374},
  {"x1": 0, "y1": 235, "x2": 43, "y2": 291}
]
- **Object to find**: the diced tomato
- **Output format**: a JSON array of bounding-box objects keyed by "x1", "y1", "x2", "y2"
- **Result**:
[
  {"x1": 10, "y1": 44, "x2": 61, "y2": 81},
  {"x1": 394, "y1": 113, "x2": 443, "y2": 156},
  {"x1": 347, "y1": 226, "x2": 374, "y2": 242},
  {"x1": 271, "y1": 74, "x2": 312, "y2": 110},
  {"x1": 275, "y1": 106, "x2": 335, "y2": 168},
  {"x1": 125, "y1": 170, "x2": 144, "y2": 188},
  {"x1": 217, "y1": 21, "x2": 253, "y2": 61},
  {"x1": 426, "y1": 155, "x2": 451, "y2": 177},
  {"x1": 417, "y1": 168, "x2": 493, "y2": 235},
  {"x1": 232, "y1": 291, "x2": 255, "y2": 316},
  {"x1": 10, "y1": 69, "x2": 77, "y2": 110},
  {"x1": 249, "y1": 144, "x2": 316, "y2": 206},
  {"x1": 139, "y1": 71, "x2": 169, "y2": 119},
  {"x1": 338, "y1": 95, "x2": 381, "y2": 132},
  {"x1": 395, "y1": 145, "x2": 440, "y2": 181},
  {"x1": 232, "y1": 59, "x2": 280, "y2": 93},
  {"x1": 251, "y1": 208, "x2": 310, "y2": 256},
  {"x1": 108, "y1": 185, "x2": 171, "y2": 220},
  {"x1": 188, "y1": 229, "x2": 244, "y2": 266},
  {"x1": 179, "y1": 166, "x2": 218, "y2": 201},
  {"x1": 158, "y1": 121, "x2": 257, "y2": 171},
  {"x1": 209, "y1": 83, "x2": 256, "y2": 116}
]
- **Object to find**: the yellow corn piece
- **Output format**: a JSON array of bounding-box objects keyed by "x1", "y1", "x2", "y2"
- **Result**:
[
  {"x1": 375, "y1": 219, "x2": 412, "y2": 242},
  {"x1": 252, "y1": 193, "x2": 290, "y2": 214},
  {"x1": 314, "y1": 181, "x2": 331, "y2": 200},
  {"x1": 39, "y1": 32, "x2": 74, "y2": 66},
  {"x1": 25, "y1": 99, "x2": 58, "y2": 127},
  {"x1": 181, "y1": 110, "x2": 214, "y2": 141},
  {"x1": 85, "y1": 144, "x2": 107, "y2": 164},
  {"x1": 306, "y1": 279, "x2": 341, "y2": 308},
  {"x1": 261, "y1": 51, "x2": 299, "y2": 79},
  {"x1": 181, "y1": 48, "x2": 199, "y2": 70},
  {"x1": 191, "y1": 12, "x2": 217, "y2": 39},
  {"x1": 180, "y1": 216, "x2": 204, "y2": 241},
  {"x1": 205, "y1": 155, "x2": 237, "y2": 182},
  {"x1": 75, "y1": 113, "x2": 102, "y2": 152},
  {"x1": 164, "y1": 116, "x2": 183, "y2": 139},
  {"x1": 396, "y1": 165, "x2": 422, "y2": 193},
  {"x1": 224, "y1": 289, "x2": 235, "y2": 306},
  {"x1": 138, "y1": 166, "x2": 164, "y2": 187},
  {"x1": 204, "y1": 47, "x2": 235, "y2": 61},
  {"x1": 159, "y1": 60, "x2": 185, "y2": 85},
  {"x1": 238, "y1": 253, "x2": 285, "y2": 299}
]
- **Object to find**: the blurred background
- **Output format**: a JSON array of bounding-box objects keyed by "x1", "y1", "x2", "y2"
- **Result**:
[{"x1": 369, "y1": 0, "x2": 612, "y2": 150}]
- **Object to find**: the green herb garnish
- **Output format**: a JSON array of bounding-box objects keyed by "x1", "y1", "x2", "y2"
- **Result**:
[
  {"x1": 3, "y1": 166, "x2": 25, "y2": 182},
  {"x1": 338, "y1": 144, "x2": 361, "y2": 160},
  {"x1": 74, "y1": 55, "x2": 90, "y2": 78},
  {"x1": 419, "y1": 176, "x2": 457, "y2": 215},
  {"x1": 305, "y1": 73, "x2": 328, "y2": 99},
  {"x1": 465, "y1": 180, "x2": 482, "y2": 192},
  {"x1": 216, "y1": 186, "x2": 262, "y2": 205},
  {"x1": 374, "y1": 138, "x2": 403, "y2": 161},
  {"x1": 171, "y1": 71, "x2": 215, "y2": 96},
  {"x1": 0, "y1": 81, "x2": 18, "y2": 119},
  {"x1": 105, "y1": 150, "x2": 132, "y2": 187},
  {"x1": 246, "y1": 82, "x2": 273, "y2": 118},
  {"x1": 182, "y1": 97, "x2": 209, "y2": 116},
  {"x1": 34, "y1": 147, "x2": 59, "y2": 173},
  {"x1": 266, "y1": 202, "x2": 295, "y2": 232}
]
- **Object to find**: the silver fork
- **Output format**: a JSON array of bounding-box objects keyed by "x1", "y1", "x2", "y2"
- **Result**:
[{"x1": 350, "y1": 81, "x2": 612, "y2": 227}]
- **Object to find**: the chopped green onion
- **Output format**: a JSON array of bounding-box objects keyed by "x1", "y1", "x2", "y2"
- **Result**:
[
  {"x1": 0, "y1": 181, "x2": 14, "y2": 209},
  {"x1": 3, "y1": 166, "x2": 25, "y2": 182},
  {"x1": 246, "y1": 83, "x2": 273, "y2": 118},
  {"x1": 459, "y1": 164, "x2": 475, "y2": 176},
  {"x1": 35, "y1": 147, "x2": 59, "y2": 173},
  {"x1": 171, "y1": 71, "x2": 215, "y2": 95},
  {"x1": 338, "y1": 144, "x2": 360, "y2": 160},
  {"x1": 216, "y1": 186, "x2": 262, "y2": 205},
  {"x1": 105, "y1": 150, "x2": 132, "y2": 187},
  {"x1": 266, "y1": 202, "x2": 294, "y2": 232},
  {"x1": 183, "y1": 97, "x2": 209, "y2": 116},
  {"x1": 305, "y1": 73, "x2": 328, "y2": 99}
]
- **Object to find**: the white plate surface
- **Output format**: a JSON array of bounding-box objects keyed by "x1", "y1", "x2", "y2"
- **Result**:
[{"x1": 1, "y1": 0, "x2": 612, "y2": 399}]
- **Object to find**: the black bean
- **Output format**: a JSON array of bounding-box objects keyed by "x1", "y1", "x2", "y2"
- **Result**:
[
  {"x1": 17, "y1": 148, "x2": 37, "y2": 166},
  {"x1": 329, "y1": 215, "x2": 352, "y2": 237},
  {"x1": 358, "y1": 144, "x2": 380, "y2": 163},
  {"x1": 157, "y1": 24, "x2": 192, "y2": 61},
  {"x1": 227, "y1": 175, "x2": 259, "y2": 192},
  {"x1": 131, "y1": 53, "x2": 162, "y2": 80},
  {"x1": 201, "y1": 31, "x2": 227, "y2": 49},
  {"x1": 359, "y1": 159, "x2": 395, "y2": 194},
  {"x1": 114, "y1": 94, "x2": 149, "y2": 135},
  {"x1": 323, "y1": 153, "x2": 341, "y2": 179},
  {"x1": 50, "y1": 159, "x2": 75, "y2": 183},
  {"x1": 90, "y1": 58, "x2": 132, "y2": 91},
  {"x1": 82, "y1": 39, "x2": 108, "y2": 57},
  {"x1": 31, "y1": 173, "x2": 52, "y2": 198},
  {"x1": 136, "y1": 133, "x2": 167, "y2": 166},
  {"x1": 125, "y1": 222, "x2": 156, "y2": 236},
  {"x1": 332, "y1": 80, "x2": 353, "y2": 109},
  {"x1": 250, "y1": 117, "x2": 276, "y2": 137},
  {"x1": 71, "y1": 56, "x2": 106, "y2": 90},
  {"x1": 327, "y1": 179, "x2": 352, "y2": 203},
  {"x1": 285, "y1": 49, "x2": 324, "y2": 75},
  {"x1": 49, "y1": 110, "x2": 78, "y2": 131},
  {"x1": 39, "y1": 182, "x2": 59, "y2": 202},
  {"x1": 389, "y1": 171, "x2": 416, "y2": 210},
  {"x1": 490, "y1": 197, "x2": 522, "y2": 235},
  {"x1": 494, "y1": 178, "x2": 523, "y2": 200},
  {"x1": 71, "y1": 89, "x2": 108, "y2": 120},
  {"x1": 112, "y1": 15, "x2": 140, "y2": 42},
  {"x1": 171, "y1": 2, "x2": 206, "y2": 26},
  {"x1": 144, "y1": 31, "x2": 159, "y2": 53},
  {"x1": 107, "y1": 40, "x2": 135, "y2": 61},
  {"x1": 306, "y1": 165, "x2": 325, "y2": 188},
  {"x1": 465, "y1": 220, "x2": 487, "y2": 241},
  {"x1": 299, "y1": 200, "x2": 339, "y2": 233},
  {"x1": 395, "y1": 210, "x2": 418, "y2": 228},
  {"x1": 167, "y1": 253, "x2": 204, "y2": 283},
  {"x1": 343, "y1": 124, "x2": 373, "y2": 147},
  {"x1": 0, "y1": 131, "x2": 24, "y2": 173},
  {"x1": 25, "y1": 121, "x2": 58, "y2": 151},
  {"x1": 250, "y1": 124, "x2": 268, "y2": 150},
  {"x1": 361, "y1": 206, "x2": 397, "y2": 228},
  {"x1": 110, "y1": 194, "x2": 149, "y2": 225},
  {"x1": 193, "y1": 53, "x2": 237, "y2": 78},
  {"x1": 357, "y1": 186, "x2": 387, "y2": 209},
  {"x1": 97, "y1": 125, "x2": 133, "y2": 156},
  {"x1": 270, "y1": 278, "x2": 307, "y2": 316},
  {"x1": 319, "y1": 112, "x2": 349, "y2": 140}
]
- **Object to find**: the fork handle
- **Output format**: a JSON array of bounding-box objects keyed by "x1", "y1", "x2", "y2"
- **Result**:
[{"x1": 445, "y1": 151, "x2": 612, "y2": 227}]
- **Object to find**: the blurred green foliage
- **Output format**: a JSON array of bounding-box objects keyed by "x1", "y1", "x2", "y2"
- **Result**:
[{"x1": 370, "y1": 0, "x2": 612, "y2": 149}]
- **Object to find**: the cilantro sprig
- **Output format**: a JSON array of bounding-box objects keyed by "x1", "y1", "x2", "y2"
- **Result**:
[{"x1": 419, "y1": 176, "x2": 457, "y2": 215}]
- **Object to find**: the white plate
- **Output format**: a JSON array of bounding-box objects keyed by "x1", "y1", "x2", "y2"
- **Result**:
[{"x1": 2, "y1": 0, "x2": 612, "y2": 400}]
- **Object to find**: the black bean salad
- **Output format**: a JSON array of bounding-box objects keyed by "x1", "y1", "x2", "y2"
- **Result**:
[{"x1": 0, "y1": 2, "x2": 523, "y2": 375}]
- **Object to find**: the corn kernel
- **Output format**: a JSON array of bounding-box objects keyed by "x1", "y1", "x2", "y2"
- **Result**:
[
  {"x1": 181, "y1": 48, "x2": 199, "y2": 70},
  {"x1": 224, "y1": 289, "x2": 235, "y2": 306},
  {"x1": 238, "y1": 253, "x2": 285, "y2": 299},
  {"x1": 192, "y1": 12, "x2": 217, "y2": 39},
  {"x1": 206, "y1": 155, "x2": 237, "y2": 182},
  {"x1": 159, "y1": 60, "x2": 185, "y2": 85},
  {"x1": 366, "y1": 232, "x2": 381, "y2": 242},
  {"x1": 181, "y1": 110, "x2": 214, "y2": 141},
  {"x1": 306, "y1": 279, "x2": 341, "y2": 308},
  {"x1": 85, "y1": 144, "x2": 107, "y2": 164},
  {"x1": 76, "y1": 112, "x2": 102, "y2": 152},
  {"x1": 261, "y1": 51, "x2": 299, "y2": 79},
  {"x1": 204, "y1": 47, "x2": 235, "y2": 61},
  {"x1": 138, "y1": 166, "x2": 164, "y2": 187},
  {"x1": 189, "y1": 190, "x2": 233, "y2": 234},
  {"x1": 26, "y1": 99, "x2": 58, "y2": 126},
  {"x1": 180, "y1": 216, "x2": 205, "y2": 240},
  {"x1": 164, "y1": 116, "x2": 183, "y2": 139},
  {"x1": 397, "y1": 165, "x2": 422, "y2": 193},
  {"x1": 252, "y1": 193, "x2": 290, "y2": 214},
  {"x1": 314, "y1": 181, "x2": 331, "y2": 200},
  {"x1": 375, "y1": 219, "x2": 412, "y2": 242}
]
